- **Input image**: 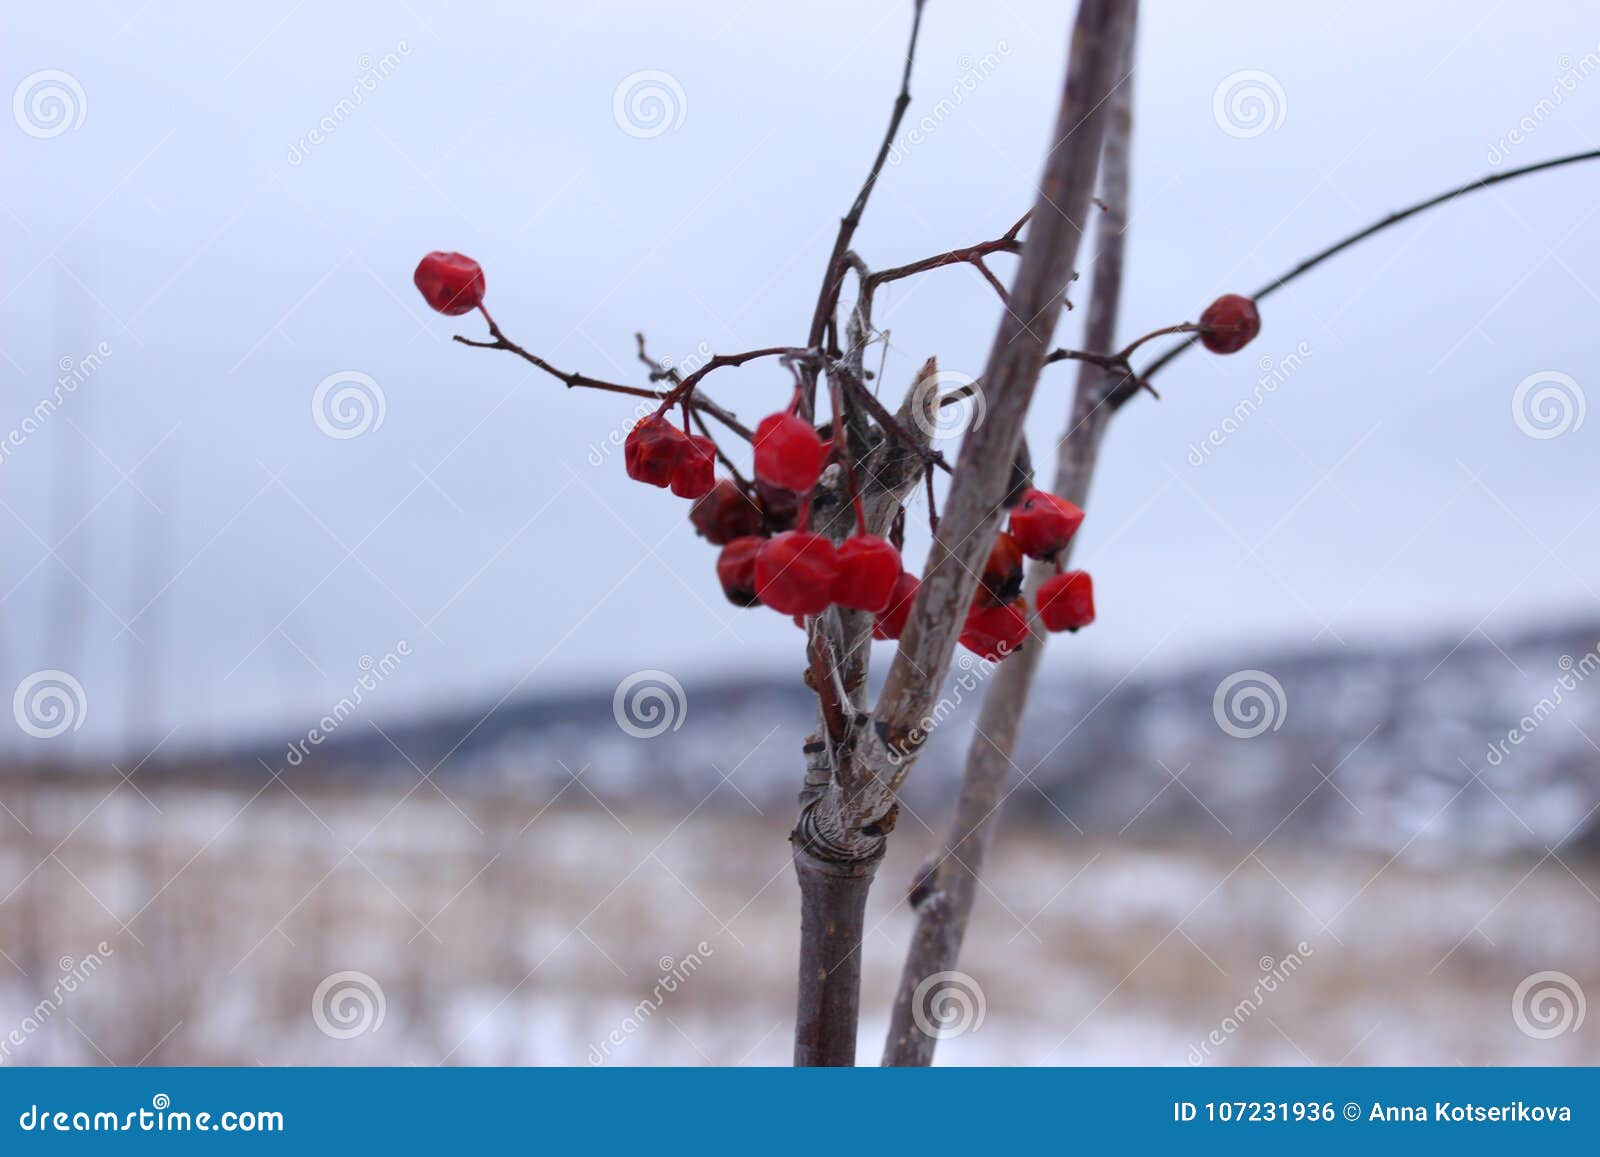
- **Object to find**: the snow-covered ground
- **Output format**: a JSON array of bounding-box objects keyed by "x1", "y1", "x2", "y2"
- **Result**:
[{"x1": 0, "y1": 774, "x2": 1596, "y2": 1066}]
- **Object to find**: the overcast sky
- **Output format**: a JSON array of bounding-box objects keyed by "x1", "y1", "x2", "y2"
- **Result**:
[{"x1": 4, "y1": 1, "x2": 1599, "y2": 756}]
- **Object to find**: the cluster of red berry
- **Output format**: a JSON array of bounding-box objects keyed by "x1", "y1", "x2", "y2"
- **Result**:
[
  {"x1": 414, "y1": 251, "x2": 1264, "y2": 661},
  {"x1": 960, "y1": 488, "x2": 1091, "y2": 660},
  {"x1": 681, "y1": 408, "x2": 913, "y2": 633}
]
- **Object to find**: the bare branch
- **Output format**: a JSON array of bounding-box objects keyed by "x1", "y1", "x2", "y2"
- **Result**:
[
  {"x1": 819, "y1": 0, "x2": 1129, "y2": 856},
  {"x1": 1137, "y1": 145, "x2": 1600, "y2": 381},
  {"x1": 865, "y1": 210, "x2": 1029, "y2": 304},
  {"x1": 457, "y1": 310, "x2": 759, "y2": 439},
  {"x1": 880, "y1": 2, "x2": 1138, "y2": 1066},
  {"x1": 800, "y1": 0, "x2": 927, "y2": 418}
]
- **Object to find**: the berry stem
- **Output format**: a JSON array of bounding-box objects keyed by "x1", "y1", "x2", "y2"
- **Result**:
[
  {"x1": 656, "y1": 346, "x2": 819, "y2": 418},
  {"x1": 687, "y1": 409, "x2": 750, "y2": 489}
]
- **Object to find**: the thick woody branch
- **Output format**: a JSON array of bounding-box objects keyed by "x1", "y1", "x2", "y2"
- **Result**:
[
  {"x1": 832, "y1": 0, "x2": 1130, "y2": 846},
  {"x1": 791, "y1": 357, "x2": 935, "y2": 1068},
  {"x1": 883, "y1": 0, "x2": 1138, "y2": 1068}
]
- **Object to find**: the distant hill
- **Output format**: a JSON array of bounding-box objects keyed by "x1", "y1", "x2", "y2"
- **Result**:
[{"x1": 165, "y1": 618, "x2": 1600, "y2": 857}]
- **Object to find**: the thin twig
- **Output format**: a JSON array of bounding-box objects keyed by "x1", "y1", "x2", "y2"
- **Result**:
[
  {"x1": 831, "y1": 358, "x2": 951, "y2": 473},
  {"x1": 800, "y1": 0, "x2": 927, "y2": 418},
  {"x1": 457, "y1": 310, "x2": 757, "y2": 439},
  {"x1": 1137, "y1": 146, "x2": 1600, "y2": 381},
  {"x1": 865, "y1": 211, "x2": 1029, "y2": 303}
]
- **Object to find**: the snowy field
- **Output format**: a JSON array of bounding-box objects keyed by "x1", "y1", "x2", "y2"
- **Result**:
[{"x1": 0, "y1": 771, "x2": 1596, "y2": 1066}]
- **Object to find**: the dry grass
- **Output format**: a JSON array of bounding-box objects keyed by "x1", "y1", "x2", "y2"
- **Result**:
[{"x1": 0, "y1": 772, "x2": 1595, "y2": 1065}]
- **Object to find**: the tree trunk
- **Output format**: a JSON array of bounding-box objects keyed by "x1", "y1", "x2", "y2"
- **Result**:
[{"x1": 792, "y1": 831, "x2": 882, "y2": 1065}]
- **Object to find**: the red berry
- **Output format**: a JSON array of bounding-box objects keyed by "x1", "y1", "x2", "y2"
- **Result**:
[
  {"x1": 832, "y1": 535, "x2": 902, "y2": 612},
  {"x1": 690, "y1": 480, "x2": 763, "y2": 544},
  {"x1": 669, "y1": 434, "x2": 716, "y2": 499},
  {"x1": 1038, "y1": 570, "x2": 1095, "y2": 632},
  {"x1": 960, "y1": 600, "x2": 1030, "y2": 661},
  {"x1": 754, "y1": 531, "x2": 838, "y2": 616},
  {"x1": 1198, "y1": 294, "x2": 1260, "y2": 354},
  {"x1": 624, "y1": 415, "x2": 690, "y2": 487},
  {"x1": 1008, "y1": 489, "x2": 1084, "y2": 560},
  {"x1": 756, "y1": 480, "x2": 802, "y2": 533},
  {"x1": 978, "y1": 531, "x2": 1025, "y2": 606},
  {"x1": 716, "y1": 537, "x2": 765, "y2": 607},
  {"x1": 754, "y1": 413, "x2": 827, "y2": 492},
  {"x1": 872, "y1": 572, "x2": 920, "y2": 640},
  {"x1": 413, "y1": 251, "x2": 485, "y2": 316}
]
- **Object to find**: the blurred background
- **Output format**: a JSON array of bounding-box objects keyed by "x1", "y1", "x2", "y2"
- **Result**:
[{"x1": 2, "y1": 0, "x2": 1598, "y2": 1064}]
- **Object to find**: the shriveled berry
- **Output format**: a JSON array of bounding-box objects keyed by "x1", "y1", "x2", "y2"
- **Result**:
[
  {"x1": 1198, "y1": 294, "x2": 1260, "y2": 354},
  {"x1": 756, "y1": 480, "x2": 802, "y2": 534},
  {"x1": 1038, "y1": 570, "x2": 1095, "y2": 632},
  {"x1": 872, "y1": 572, "x2": 920, "y2": 640},
  {"x1": 978, "y1": 531, "x2": 1025, "y2": 606},
  {"x1": 754, "y1": 531, "x2": 838, "y2": 616},
  {"x1": 832, "y1": 534, "x2": 902, "y2": 612},
  {"x1": 625, "y1": 415, "x2": 691, "y2": 488},
  {"x1": 670, "y1": 434, "x2": 716, "y2": 499},
  {"x1": 960, "y1": 600, "x2": 1030, "y2": 661},
  {"x1": 716, "y1": 537, "x2": 765, "y2": 607},
  {"x1": 690, "y1": 480, "x2": 763, "y2": 544},
  {"x1": 1008, "y1": 489, "x2": 1084, "y2": 560},
  {"x1": 754, "y1": 413, "x2": 827, "y2": 492},
  {"x1": 413, "y1": 251, "x2": 486, "y2": 316}
]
